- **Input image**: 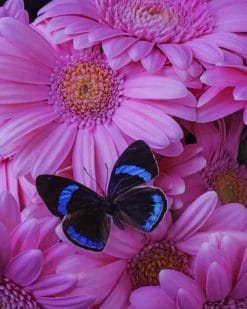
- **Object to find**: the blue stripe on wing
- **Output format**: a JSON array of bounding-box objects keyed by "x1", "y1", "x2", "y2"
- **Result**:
[
  {"x1": 142, "y1": 193, "x2": 163, "y2": 231},
  {"x1": 66, "y1": 226, "x2": 104, "y2": 250},
  {"x1": 58, "y1": 184, "x2": 79, "y2": 216},
  {"x1": 115, "y1": 164, "x2": 152, "y2": 182}
]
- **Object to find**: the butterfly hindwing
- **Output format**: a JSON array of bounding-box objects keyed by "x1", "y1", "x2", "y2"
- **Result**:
[
  {"x1": 115, "y1": 187, "x2": 167, "y2": 233},
  {"x1": 62, "y1": 207, "x2": 111, "y2": 252},
  {"x1": 36, "y1": 174, "x2": 101, "y2": 219},
  {"x1": 107, "y1": 140, "x2": 158, "y2": 198}
]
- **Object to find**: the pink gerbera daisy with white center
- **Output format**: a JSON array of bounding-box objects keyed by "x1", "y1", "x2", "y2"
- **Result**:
[
  {"x1": 130, "y1": 233, "x2": 247, "y2": 308},
  {"x1": 0, "y1": 191, "x2": 93, "y2": 308},
  {"x1": 0, "y1": 17, "x2": 196, "y2": 186},
  {"x1": 198, "y1": 65, "x2": 247, "y2": 124},
  {"x1": 56, "y1": 192, "x2": 247, "y2": 307},
  {"x1": 35, "y1": 0, "x2": 247, "y2": 73}
]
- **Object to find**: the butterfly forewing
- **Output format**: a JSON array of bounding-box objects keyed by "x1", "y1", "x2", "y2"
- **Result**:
[
  {"x1": 36, "y1": 174, "x2": 101, "y2": 219},
  {"x1": 115, "y1": 187, "x2": 167, "y2": 233},
  {"x1": 107, "y1": 140, "x2": 158, "y2": 199},
  {"x1": 62, "y1": 207, "x2": 111, "y2": 252}
]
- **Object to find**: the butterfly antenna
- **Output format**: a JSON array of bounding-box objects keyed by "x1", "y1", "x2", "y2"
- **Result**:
[
  {"x1": 104, "y1": 163, "x2": 109, "y2": 194},
  {"x1": 83, "y1": 167, "x2": 105, "y2": 196}
]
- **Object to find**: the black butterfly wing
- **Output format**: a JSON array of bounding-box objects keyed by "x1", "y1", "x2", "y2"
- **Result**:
[
  {"x1": 36, "y1": 174, "x2": 102, "y2": 219},
  {"x1": 115, "y1": 187, "x2": 167, "y2": 233},
  {"x1": 107, "y1": 140, "x2": 158, "y2": 198},
  {"x1": 62, "y1": 207, "x2": 111, "y2": 252}
]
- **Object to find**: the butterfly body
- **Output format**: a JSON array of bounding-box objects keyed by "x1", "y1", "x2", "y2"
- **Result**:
[{"x1": 36, "y1": 140, "x2": 167, "y2": 252}]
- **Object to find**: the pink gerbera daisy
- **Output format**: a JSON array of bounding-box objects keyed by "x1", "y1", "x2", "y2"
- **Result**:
[
  {"x1": 0, "y1": 17, "x2": 196, "y2": 187},
  {"x1": 56, "y1": 191, "x2": 247, "y2": 307},
  {"x1": 35, "y1": 0, "x2": 247, "y2": 73},
  {"x1": 198, "y1": 65, "x2": 247, "y2": 123},
  {"x1": 0, "y1": 191, "x2": 93, "y2": 308},
  {"x1": 194, "y1": 113, "x2": 247, "y2": 207},
  {"x1": 130, "y1": 233, "x2": 247, "y2": 308}
]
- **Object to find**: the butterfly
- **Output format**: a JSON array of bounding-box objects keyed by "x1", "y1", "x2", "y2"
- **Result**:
[{"x1": 36, "y1": 140, "x2": 167, "y2": 252}]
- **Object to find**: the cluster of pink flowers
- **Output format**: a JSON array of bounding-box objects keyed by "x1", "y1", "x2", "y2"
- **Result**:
[{"x1": 0, "y1": 0, "x2": 247, "y2": 308}]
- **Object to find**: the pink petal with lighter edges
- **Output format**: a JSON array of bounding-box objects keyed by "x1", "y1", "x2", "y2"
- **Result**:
[
  {"x1": 0, "y1": 18, "x2": 56, "y2": 67},
  {"x1": 36, "y1": 295, "x2": 94, "y2": 309},
  {"x1": 141, "y1": 49, "x2": 166, "y2": 73},
  {"x1": 30, "y1": 274, "x2": 77, "y2": 297},
  {"x1": 5, "y1": 249, "x2": 43, "y2": 286},
  {"x1": 167, "y1": 192, "x2": 217, "y2": 242},
  {"x1": 130, "y1": 286, "x2": 175, "y2": 309},
  {"x1": 103, "y1": 36, "x2": 137, "y2": 58},
  {"x1": 0, "y1": 191, "x2": 20, "y2": 232},
  {"x1": 78, "y1": 260, "x2": 127, "y2": 303},
  {"x1": 206, "y1": 262, "x2": 231, "y2": 301},
  {"x1": 101, "y1": 273, "x2": 132, "y2": 309},
  {"x1": 158, "y1": 44, "x2": 192, "y2": 69},
  {"x1": 177, "y1": 288, "x2": 204, "y2": 309},
  {"x1": 104, "y1": 224, "x2": 144, "y2": 259},
  {"x1": 128, "y1": 40, "x2": 154, "y2": 61},
  {"x1": 11, "y1": 218, "x2": 40, "y2": 256}
]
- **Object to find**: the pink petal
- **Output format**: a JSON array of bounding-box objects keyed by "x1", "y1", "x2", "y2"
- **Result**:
[
  {"x1": 130, "y1": 286, "x2": 175, "y2": 309},
  {"x1": 176, "y1": 232, "x2": 211, "y2": 255},
  {"x1": 206, "y1": 262, "x2": 231, "y2": 301},
  {"x1": 38, "y1": 217, "x2": 60, "y2": 251},
  {"x1": 124, "y1": 76, "x2": 187, "y2": 100},
  {"x1": 65, "y1": 18, "x2": 98, "y2": 34},
  {"x1": 30, "y1": 274, "x2": 77, "y2": 296},
  {"x1": 0, "y1": 223, "x2": 11, "y2": 274},
  {"x1": 32, "y1": 124, "x2": 77, "y2": 178},
  {"x1": 108, "y1": 52, "x2": 132, "y2": 70},
  {"x1": 159, "y1": 270, "x2": 205, "y2": 303},
  {"x1": 113, "y1": 104, "x2": 169, "y2": 148},
  {"x1": 78, "y1": 260, "x2": 126, "y2": 304},
  {"x1": 72, "y1": 129, "x2": 96, "y2": 190},
  {"x1": 201, "y1": 204, "x2": 247, "y2": 232},
  {"x1": 167, "y1": 192, "x2": 217, "y2": 242},
  {"x1": 233, "y1": 85, "x2": 247, "y2": 100},
  {"x1": 153, "y1": 141, "x2": 183, "y2": 157},
  {"x1": 0, "y1": 81, "x2": 49, "y2": 104},
  {"x1": 42, "y1": 243, "x2": 75, "y2": 276},
  {"x1": 141, "y1": 49, "x2": 167, "y2": 73},
  {"x1": 128, "y1": 40, "x2": 154, "y2": 61},
  {"x1": 197, "y1": 90, "x2": 244, "y2": 123},
  {"x1": 186, "y1": 39, "x2": 224, "y2": 64},
  {"x1": 73, "y1": 33, "x2": 95, "y2": 49},
  {"x1": 214, "y1": 5, "x2": 247, "y2": 32},
  {"x1": 176, "y1": 288, "x2": 204, "y2": 309},
  {"x1": 104, "y1": 224, "x2": 144, "y2": 259},
  {"x1": 47, "y1": 16, "x2": 82, "y2": 32},
  {"x1": 147, "y1": 212, "x2": 172, "y2": 242},
  {"x1": 0, "y1": 54, "x2": 50, "y2": 84},
  {"x1": 36, "y1": 295, "x2": 94, "y2": 309},
  {"x1": 93, "y1": 125, "x2": 118, "y2": 190},
  {"x1": 0, "y1": 191, "x2": 20, "y2": 233},
  {"x1": 11, "y1": 218, "x2": 40, "y2": 256},
  {"x1": 198, "y1": 87, "x2": 225, "y2": 108},
  {"x1": 204, "y1": 33, "x2": 247, "y2": 56},
  {"x1": 103, "y1": 36, "x2": 137, "y2": 58},
  {"x1": 158, "y1": 44, "x2": 192, "y2": 69},
  {"x1": 100, "y1": 274, "x2": 132, "y2": 309},
  {"x1": 89, "y1": 26, "x2": 125, "y2": 42},
  {"x1": 103, "y1": 122, "x2": 128, "y2": 156},
  {"x1": 0, "y1": 18, "x2": 56, "y2": 67},
  {"x1": 0, "y1": 108, "x2": 56, "y2": 151},
  {"x1": 5, "y1": 249, "x2": 43, "y2": 286}
]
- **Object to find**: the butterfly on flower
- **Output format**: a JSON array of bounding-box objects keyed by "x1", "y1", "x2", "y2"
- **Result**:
[{"x1": 36, "y1": 140, "x2": 167, "y2": 252}]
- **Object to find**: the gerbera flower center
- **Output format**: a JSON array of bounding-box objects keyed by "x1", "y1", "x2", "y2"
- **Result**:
[
  {"x1": 203, "y1": 155, "x2": 247, "y2": 206},
  {"x1": 127, "y1": 241, "x2": 191, "y2": 288},
  {"x1": 0, "y1": 277, "x2": 41, "y2": 308},
  {"x1": 204, "y1": 297, "x2": 247, "y2": 308},
  {"x1": 49, "y1": 50, "x2": 124, "y2": 127},
  {"x1": 96, "y1": 0, "x2": 214, "y2": 43}
]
